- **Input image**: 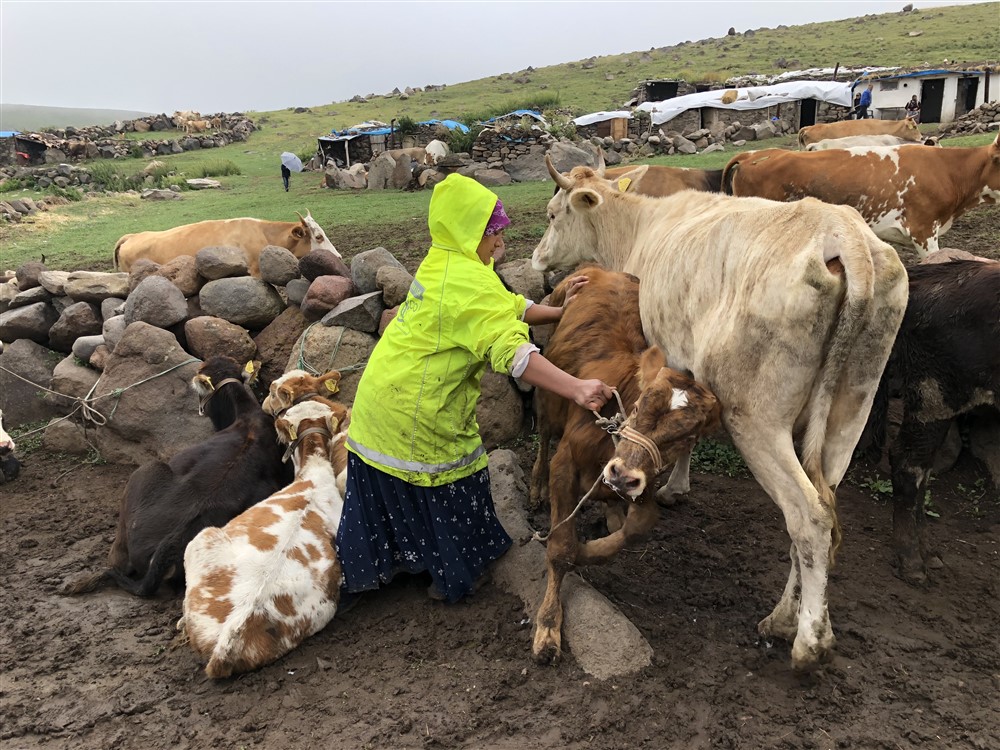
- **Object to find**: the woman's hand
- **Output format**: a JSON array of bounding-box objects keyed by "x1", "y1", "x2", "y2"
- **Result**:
[
  {"x1": 574, "y1": 378, "x2": 614, "y2": 412},
  {"x1": 562, "y1": 275, "x2": 589, "y2": 307}
]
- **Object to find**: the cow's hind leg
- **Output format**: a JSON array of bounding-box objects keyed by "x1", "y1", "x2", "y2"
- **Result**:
[
  {"x1": 532, "y1": 446, "x2": 580, "y2": 665},
  {"x1": 734, "y1": 425, "x2": 837, "y2": 670},
  {"x1": 890, "y1": 417, "x2": 951, "y2": 584}
]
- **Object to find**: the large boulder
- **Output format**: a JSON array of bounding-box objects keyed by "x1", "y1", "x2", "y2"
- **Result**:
[
  {"x1": 320, "y1": 291, "x2": 385, "y2": 333},
  {"x1": 124, "y1": 276, "x2": 188, "y2": 329},
  {"x1": 184, "y1": 316, "x2": 257, "y2": 363},
  {"x1": 299, "y1": 250, "x2": 352, "y2": 282},
  {"x1": 366, "y1": 152, "x2": 395, "y2": 191},
  {"x1": 497, "y1": 259, "x2": 545, "y2": 303},
  {"x1": 50, "y1": 355, "x2": 101, "y2": 409},
  {"x1": 375, "y1": 266, "x2": 414, "y2": 307},
  {"x1": 351, "y1": 247, "x2": 406, "y2": 294},
  {"x1": 48, "y1": 301, "x2": 103, "y2": 353},
  {"x1": 37, "y1": 271, "x2": 71, "y2": 296},
  {"x1": 0, "y1": 302, "x2": 58, "y2": 345},
  {"x1": 102, "y1": 315, "x2": 128, "y2": 352},
  {"x1": 258, "y1": 246, "x2": 300, "y2": 286},
  {"x1": 301, "y1": 276, "x2": 357, "y2": 321},
  {"x1": 199, "y1": 277, "x2": 285, "y2": 329},
  {"x1": 90, "y1": 322, "x2": 210, "y2": 465},
  {"x1": 15, "y1": 261, "x2": 47, "y2": 291},
  {"x1": 195, "y1": 246, "x2": 250, "y2": 280},
  {"x1": 64, "y1": 271, "x2": 130, "y2": 302},
  {"x1": 478, "y1": 369, "x2": 524, "y2": 449},
  {"x1": 253, "y1": 307, "x2": 309, "y2": 390},
  {"x1": 155, "y1": 255, "x2": 202, "y2": 297},
  {"x1": 0, "y1": 339, "x2": 62, "y2": 427},
  {"x1": 285, "y1": 325, "x2": 377, "y2": 404},
  {"x1": 128, "y1": 259, "x2": 161, "y2": 294},
  {"x1": 506, "y1": 142, "x2": 597, "y2": 183},
  {"x1": 8, "y1": 286, "x2": 51, "y2": 310}
]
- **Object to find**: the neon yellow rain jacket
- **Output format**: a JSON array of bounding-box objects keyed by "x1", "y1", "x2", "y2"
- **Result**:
[{"x1": 346, "y1": 175, "x2": 530, "y2": 487}]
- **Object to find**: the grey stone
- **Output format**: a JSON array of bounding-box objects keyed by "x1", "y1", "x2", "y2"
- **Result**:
[
  {"x1": 478, "y1": 369, "x2": 524, "y2": 449},
  {"x1": 196, "y1": 246, "x2": 250, "y2": 280},
  {"x1": 320, "y1": 291, "x2": 385, "y2": 333},
  {"x1": 50, "y1": 295, "x2": 73, "y2": 317},
  {"x1": 128, "y1": 259, "x2": 161, "y2": 294},
  {"x1": 38, "y1": 270, "x2": 71, "y2": 296},
  {"x1": 140, "y1": 188, "x2": 182, "y2": 200},
  {"x1": 101, "y1": 297, "x2": 126, "y2": 321},
  {"x1": 102, "y1": 315, "x2": 127, "y2": 352},
  {"x1": 72, "y1": 334, "x2": 106, "y2": 363},
  {"x1": 301, "y1": 276, "x2": 358, "y2": 321},
  {"x1": 258, "y1": 246, "x2": 300, "y2": 286},
  {"x1": 9, "y1": 286, "x2": 52, "y2": 309},
  {"x1": 285, "y1": 325, "x2": 377, "y2": 404},
  {"x1": 124, "y1": 276, "x2": 188, "y2": 329},
  {"x1": 64, "y1": 271, "x2": 130, "y2": 303},
  {"x1": 351, "y1": 247, "x2": 406, "y2": 294},
  {"x1": 366, "y1": 152, "x2": 395, "y2": 191},
  {"x1": 672, "y1": 135, "x2": 697, "y2": 154},
  {"x1": 299, "y1": 250, "x2": 351, "y2": 282},
  {"x1": 378, "y1": 306, "x2": 398, "y2": 336},
  {"x1": 488, "y1": 449, "x2": 653, "y2": 679},
  {"x1": 375, "y1": 266, "x2": 414, "y2": 308},
  {"x1": 90, "y1": 322, "x2": 209, "y2": 465},
  {"x1": 185, "y1": 178, "x2": 222, "y2": 190},
  {"x1": 735, "y1": 126, "x2": 757, "y2": 142},
  {"x1": 506, "y1": 141, "x2": 598, "y2": 183},
  {"x1": 48, "y1": 301, "x2": 103, "y2": 353},
  {"x1": 42, "y1": 418, "x2": 92, "y2": 455},
  {"x1": 0, "y1": 282, "x2": 17, "y2": 313},
  {"x1": 497, "y1": 259, "x2": 545, "y2": 304},
  {"x1": 15, "y1": 261, "x2": 46, "y2": 291},
  {"x1": 0, "y1": 302, "x2": 58, "y2": 345},
  {"x1": 183, "y1": 316, "x2": 257, "y2": 363},
  {"x1": 473, "y1": 169, "x2": 512, "y2": 187},
  {"x1": 199, "y1": 277, "x2": 285, "y2": 329},
  {"x1": 51, "y1": 354, "x2": 100, "y2": 405},
  {"x1": 253, "y1": 307, "x2": 309, "y2": 390},
  {"x1": 285, "y1": 278, "x2": 311, "y2": 306},
  {"x1": 702, "y1": 143, "x2": 726, "y2": 153},
  {"x1": 155, "y1": 255, "x2": 202, "y2": 297},
  {"x1": 0, "y1": 339, "x2": 62, "y2": 427}
]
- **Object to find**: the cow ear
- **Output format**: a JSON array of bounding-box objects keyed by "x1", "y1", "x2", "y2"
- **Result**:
[
  {"x1": 569, "y1": 188, "x2": 603, "y2": 213},
  {"x1": 638, "y1": 347, "x2": 667, "y2": 390},
  {"x1": 292, "y1": 225, "x2": 306, "y2": 239},
  {"x1": 319, "y1": 370, "x2": 341, "y2": 393},
  {"x1": 278, "y1": 383, "x2": 296, "y2": 405}
]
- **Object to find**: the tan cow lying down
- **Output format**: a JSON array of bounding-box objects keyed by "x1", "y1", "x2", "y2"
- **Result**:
[
  {"x1": 535, "y1": 155, "x2": 908, "y2": 670},
  {"x1": 181, "y1": 400, "x2": 346, "y2": 679},
  {"x1": 797, "y1": 117, "x2": 921, "y2": 147},
  {"x1": 530, "y1": 266, "x2": 721, "y2": 664},
  {"x1": 263, "y1": 368, "x2": 350, "y2": 496},
  {"x1": 114, "y1": 212, "x2": 338, "y2": 276},
  {"x1": 723, "y1": 133, "x2": 1000, "y2": 256}
]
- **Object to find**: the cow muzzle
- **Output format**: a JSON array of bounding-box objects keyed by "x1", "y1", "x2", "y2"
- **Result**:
[{"x1": 603, "y1": 458, "x2": 646, "y2": 498}]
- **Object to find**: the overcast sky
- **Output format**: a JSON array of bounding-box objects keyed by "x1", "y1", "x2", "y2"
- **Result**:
[{"x1": 0, "y1": 0, "x2": 987, "y2": 113}]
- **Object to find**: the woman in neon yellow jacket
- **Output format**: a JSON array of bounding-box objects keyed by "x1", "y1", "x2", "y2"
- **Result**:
[{"x1": 339, "y1": 174, "x2": 612, "y2": 603}]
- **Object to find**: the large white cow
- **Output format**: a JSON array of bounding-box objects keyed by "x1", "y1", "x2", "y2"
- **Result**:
[{"x1": 533, "y1": 157, "x2": 908, "y2": 670}]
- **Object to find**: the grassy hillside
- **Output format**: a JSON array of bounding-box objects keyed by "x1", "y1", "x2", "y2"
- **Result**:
[
  {"x1": 261, "y1": 2, "x2": 998, "y2": 136},
  {"x1": 0, "y1": 104, "x2": 154, "y2": 132}
]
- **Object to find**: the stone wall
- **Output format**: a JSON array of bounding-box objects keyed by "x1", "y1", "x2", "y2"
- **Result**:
[{"x1": 939, "y1": 100, "x2": 1000, "y2": 136}]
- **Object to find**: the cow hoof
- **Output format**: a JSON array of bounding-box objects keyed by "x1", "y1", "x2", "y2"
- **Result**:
[
  {"x1": 896, "y1": 555, "x2": 929, "y2": 586},
  {"x1": 791, "y1": 639, "x2": 835, "y2": 673},
  {"x1": 531, "y1": 627, "x2": 562, "y2": 665},
  {"x1": 757, "y1": 614, "x2": 798, "y2": 643}
]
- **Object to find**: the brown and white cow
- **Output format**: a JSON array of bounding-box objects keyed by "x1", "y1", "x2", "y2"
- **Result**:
[
  {"x1": 534, "y1": 156, "x2": 908, "y2": 670},
  {"x1": 114, "y1": 212, "x2": 338, "y2": 276},
  {"x1": 530, "y1": 267, "x2": 721, "y2": 664},
  {"x1": 0, "y1": 408, "x2": 20, "y2": 485},
  {"x1": 797, "y1": 117, "x2": 922, "y2": 147},
  {"x1": 863, "y1": 258, "x2": 999, "y2": 584},
  {"x1": 184, "y1": 119, "x2": 211, "y2": 134},
  {"x1": 263, "y1": 368, "x2": 350, "y2": 496},
  {"x1": 723, "y1": 133, "x2": 1000, "y2": 256},
  {"x1": 180, "y1": 400, "x2": 346, "y2": 679}
]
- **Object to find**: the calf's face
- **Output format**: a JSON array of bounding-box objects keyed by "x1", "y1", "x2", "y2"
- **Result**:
[
  {"x1": 263, "y1": 369, "x2": 342, "y2": 417},
  {"x1": 603, "y1": 348, "x2": 721, "y2": 498}
]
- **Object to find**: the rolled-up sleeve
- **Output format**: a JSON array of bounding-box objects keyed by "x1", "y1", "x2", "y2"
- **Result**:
[{"x1": 451, "y1": 277, "x2": 530, "y2": 375}]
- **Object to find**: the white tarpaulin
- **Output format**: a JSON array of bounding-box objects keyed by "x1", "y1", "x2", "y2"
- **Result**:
[
  {"x1": 572, "y1": 110, "x2": 633, "y2": 127},
  {"x1": 636, "y1": 81, "x2": 853, "y2": 125}
]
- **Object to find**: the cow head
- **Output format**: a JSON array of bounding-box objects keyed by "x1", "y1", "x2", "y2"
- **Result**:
[
  {"x1": 263, "y1": 368, "x2": 349, "y2": 424},
  {"x1": 901, "y1": 118, "x2": 920, "y2": 139},
  {"x1": 983, "y1": 132, "x2": 1000, "y2": 203},
  {"x1": 532, "y1": 155, "x2": 613, "y2": 271},
  {"x1": 274, "y1": 400, "x2": 344, "y2": 465},
  {"x1": 294, "y1": 211, "x2": 339, "y2": 257},
  {"x1": 602, "y1": 348, "x2": 722, "y2": 498}
]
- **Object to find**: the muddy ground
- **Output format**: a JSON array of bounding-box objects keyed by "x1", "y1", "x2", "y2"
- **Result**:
[{"x1": 2, "y1": 208, "x2": 999, "y2": 750}]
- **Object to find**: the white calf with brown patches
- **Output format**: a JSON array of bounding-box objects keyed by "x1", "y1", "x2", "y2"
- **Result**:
[
  {"x1": 724, "y1": 133, "x2": 1000, "y2": 257},
  {"x1": 263, "y1": 369, "x2": 350, "y2": 495},
  {"x1": 180, "y1": 401, "x2": 345, "y2": 679}
]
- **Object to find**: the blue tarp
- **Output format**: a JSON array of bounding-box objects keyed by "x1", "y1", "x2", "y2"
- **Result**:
[
  {"x1": 0, "y1": 131, "x2": 20, "y2": 138},
  {"x1": 417, "y1": 119, "x2": 469, "y2": 133},
  {"x1": 482, "y1": 109, "x2": 545, "y2": 123}
]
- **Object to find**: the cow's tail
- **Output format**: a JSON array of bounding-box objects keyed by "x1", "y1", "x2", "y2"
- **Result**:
[
  {"x1": 113, "y1": 235, "x2": 132, "y2": 271},
  {"x1": 106, "y1": 532, "x2": 184, "y2": 597},
  {"x1": 60, "y1": 569, "x2": 113, "y2": 595},
  {"x1": 799, "y1": 233, "x2": 878, "y2": 563},
  {"x1": 721, "y1": 159, "x2": 740, "y2": 195}
]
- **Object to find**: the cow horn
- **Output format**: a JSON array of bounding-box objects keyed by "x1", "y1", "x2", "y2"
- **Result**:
[
  {"x1": 595, "y1": 150, "x2": 606, "y2": 178},
  {"x1": 295, "y1": 211, "x2": 306, "y2": 223},
  {"x1": 545, "y1": 155, "x2": 572, "y2": 191}
]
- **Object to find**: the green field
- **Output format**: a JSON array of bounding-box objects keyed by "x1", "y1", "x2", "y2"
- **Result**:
[{"x1": 1, "y1": 2, "x2": 996, "y2": 272}]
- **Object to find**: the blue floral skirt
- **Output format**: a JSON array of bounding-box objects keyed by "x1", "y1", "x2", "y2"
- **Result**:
[{"x1": 337, "y1": 454, "x2": 512, "y2": 603}]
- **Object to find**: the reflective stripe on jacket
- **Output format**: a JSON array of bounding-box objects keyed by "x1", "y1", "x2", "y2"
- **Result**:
[{"x1": 347, "y1": 174, "x2": 528, "y2": 486}]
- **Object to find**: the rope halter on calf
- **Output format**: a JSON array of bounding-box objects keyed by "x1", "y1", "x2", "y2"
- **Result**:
[
  {"x1": 281, "y1": 425, "x2": 332, "y2": 464},
  {"x1": 197, "y1": 377, "x2": 244, "y2": 416},
  {"x1": 532, "y1": 388, "x2": 663, "y2": 543}
]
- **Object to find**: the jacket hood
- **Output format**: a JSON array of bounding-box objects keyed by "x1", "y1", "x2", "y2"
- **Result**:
[{"x1": 428, "y1": 174, "x2": 500, "y2": 258}]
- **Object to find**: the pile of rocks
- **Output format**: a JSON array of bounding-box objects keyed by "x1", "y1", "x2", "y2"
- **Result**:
[
  {"x1": 938, "y1": 101, "x2": 1000, "y2": 137},
  {"x1": 0, "y1": 194, "x2": 73, "y2": 223},
  {"x1": 0, "y1": 247, "x2": 536, "y2": 464}
]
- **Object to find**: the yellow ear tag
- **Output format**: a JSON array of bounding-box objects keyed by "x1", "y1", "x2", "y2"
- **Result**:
[
  {"x1": 288, "y1": 425, "x2": 297, "y2": 441},
  {"x1": 324, "y1": 379, "x2": 339, "y2": 394},
  {"x1": 617, "y1": 177, "x2": 632, "y2": 193},
  {"x1": 244, "y1": 361, "x2": 255, "y2": 374}
]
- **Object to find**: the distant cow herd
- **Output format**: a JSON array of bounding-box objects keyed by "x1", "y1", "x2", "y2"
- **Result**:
[{"x1": 17, "y1": 115, "x2": 993, "y2": 678}]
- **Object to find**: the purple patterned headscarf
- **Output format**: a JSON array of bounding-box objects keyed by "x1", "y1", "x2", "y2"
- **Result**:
[{"x1": 484, "y1": 199, "x2": 511, "y2": 236}]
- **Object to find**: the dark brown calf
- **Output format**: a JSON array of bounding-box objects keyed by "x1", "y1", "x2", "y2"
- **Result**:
[
  {"x1": 62, "y1": 356, "x2": 293, "y2": 597},
  {"x1": 864, "y1": 258, "x2": 999, "y2": 583}
]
